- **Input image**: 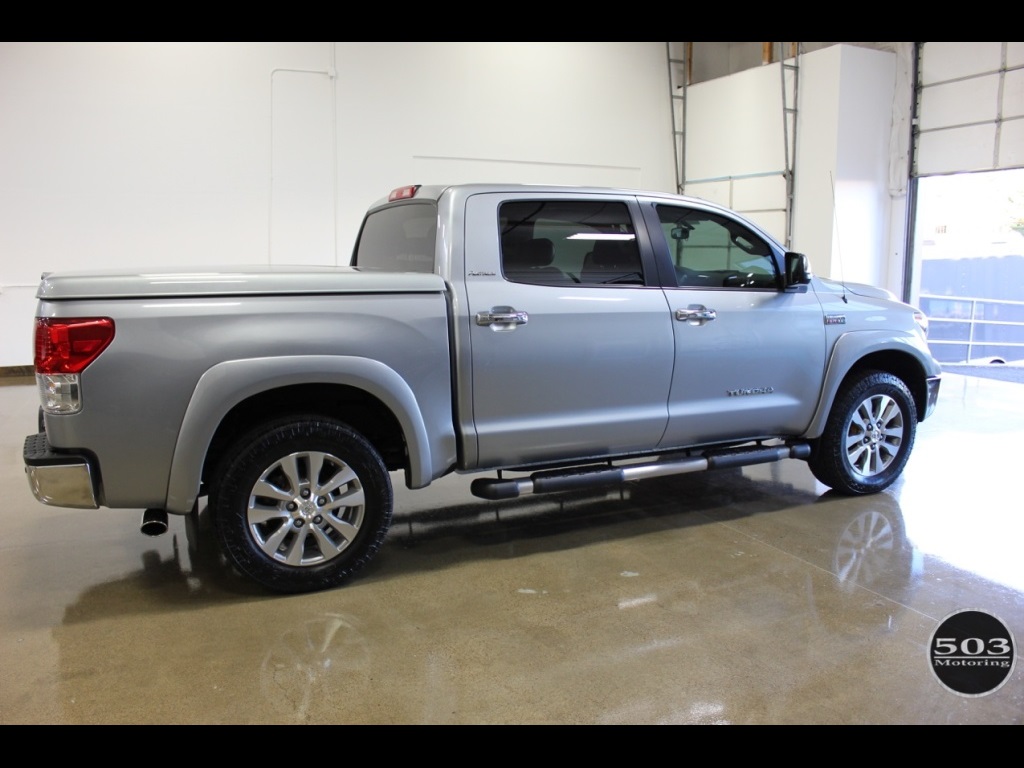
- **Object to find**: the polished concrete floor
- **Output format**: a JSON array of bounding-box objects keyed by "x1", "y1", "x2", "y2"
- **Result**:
[{"x1": 1, "y1": 372, "x2": 1022, "y2": 724}]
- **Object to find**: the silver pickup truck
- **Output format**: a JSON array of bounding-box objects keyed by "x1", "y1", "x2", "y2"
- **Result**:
[{"x1": 23, "y1": 183, "x2": 942, "y2": 593}]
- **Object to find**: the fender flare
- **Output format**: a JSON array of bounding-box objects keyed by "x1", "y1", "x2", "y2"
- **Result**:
[
  {"x1": 803, "y1": 330, "x2": 937, "y2": 439},
  {"x1": 164, "y1": 355, "x2": 433, "y2": 514}
]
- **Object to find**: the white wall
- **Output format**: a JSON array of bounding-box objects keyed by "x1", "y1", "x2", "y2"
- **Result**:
[
  {"x1": 0, "y1": 42, "x2": 916, "y2": 368},
  {"x1": 332, "y1": 42, "x2": 676, "y2": 263},
  {"x1": 793, "y1": 44, "x2": 904, "y2": 288},
  {"x1": 1, "y1": 42, "x2": 322, "y2": 365},
  {"x1": 832, "y1": 44, "x2": 903, "y2": 290},
  {"x1": 0, "y1": 42, "x2": 676, "y2": 366},
  {"x1": 682, "y1": 44, "x2": 908, "y2": 290},
  {"x1": 682, "y1": 63, "x2": 790, "y2": 239}
]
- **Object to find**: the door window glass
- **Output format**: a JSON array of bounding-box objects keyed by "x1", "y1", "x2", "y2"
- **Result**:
[
  {"x1": 656, "y1": 205, "x2": 779, "y2": 289},
  {"x1": 500, "y1": 200, "x2": 644, "y2": 286}
]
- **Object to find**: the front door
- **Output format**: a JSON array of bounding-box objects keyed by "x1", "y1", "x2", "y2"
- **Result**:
[{"x1": 647, "y1": 202, "x2": 827, "y2": 448}]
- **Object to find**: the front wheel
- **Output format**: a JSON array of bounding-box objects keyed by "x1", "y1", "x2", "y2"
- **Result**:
[
  {"x1": 808, "y1": 371, "x2": 917, "y2": 495},
  {"x1": 211, "y1": 417, "x2": 393, "y2": 593}
]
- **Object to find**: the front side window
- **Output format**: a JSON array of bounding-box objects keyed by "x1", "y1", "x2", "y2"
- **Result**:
[
  {"x1": 656, "y1": 205, "x2": 779, "y2": 289},
  {"x1": 500, "y1": 200, "x2": 644, "y2": 286}
]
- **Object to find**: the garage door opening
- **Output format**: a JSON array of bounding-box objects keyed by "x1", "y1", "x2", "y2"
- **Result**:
[{"x1": 913, "y1": 167, "x2": 1024, "y2": 369}]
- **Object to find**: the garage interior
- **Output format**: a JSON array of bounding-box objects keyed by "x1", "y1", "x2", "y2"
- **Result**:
[{"x1": 0, "y1": 42, "x2": 1022, "y2": 724}]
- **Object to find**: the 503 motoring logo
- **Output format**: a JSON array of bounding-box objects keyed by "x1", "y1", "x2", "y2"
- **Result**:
[{"x1": 929, "y1": 609, "x2": 1017, "y2": 697}]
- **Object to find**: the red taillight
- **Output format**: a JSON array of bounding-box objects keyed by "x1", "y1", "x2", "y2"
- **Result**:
[
  {"x1": 388, "y1": 185, "x2": 421, "y2": 202},
  {"x1": 35, "y1": 317, "x2": 115, "y2": 374}
]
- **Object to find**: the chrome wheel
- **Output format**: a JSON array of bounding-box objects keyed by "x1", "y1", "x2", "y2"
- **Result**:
[
  {"x1": 248, "y1": 450, "x2": 366, "y2": 566},
  {"x1": 844, "y1": 393, "x2": 905, "y2": 477},
  {"x1": 213, "y1": 418, "x2": 393, "y2": 593},
  {"x1": 808, "y1": 371, "x2": 917, "y2": 495}
]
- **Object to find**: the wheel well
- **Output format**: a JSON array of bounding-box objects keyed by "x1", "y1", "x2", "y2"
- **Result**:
[
  {"x1": 202, "y1": 384, "x2": 406, "y2": 491},
  {"x1": 843, "y1": 351, "x2": 929, "y2": 421}
]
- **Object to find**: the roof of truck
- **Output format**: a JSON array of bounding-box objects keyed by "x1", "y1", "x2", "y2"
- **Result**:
[{"x1": 368, "y1": 183, "x2": 728, "y2": 212}]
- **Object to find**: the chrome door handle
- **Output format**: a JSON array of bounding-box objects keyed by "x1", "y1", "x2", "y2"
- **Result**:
[
  {"x1": 476, "y1": 307, "x2": 529, "y2": 329},
  {"x1": 675, "y1": 306, "x2": 717, "y2": 325}
]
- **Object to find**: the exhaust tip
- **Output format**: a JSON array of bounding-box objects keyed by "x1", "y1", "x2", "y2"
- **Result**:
[{"x1": 141, "y1": 508, "x2": 169, "y2": 537}]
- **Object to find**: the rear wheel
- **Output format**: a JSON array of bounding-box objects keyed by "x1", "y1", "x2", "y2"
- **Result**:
[
  {"x1": 211, "y1": 417, "x2": 393, "y2": 593},
  {"x1": 809, "y1": 371, "x2": 917, "y2": 495}
]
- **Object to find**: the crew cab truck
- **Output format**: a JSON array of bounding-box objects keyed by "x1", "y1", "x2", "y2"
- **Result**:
[{"x1": 23, "y1": 183, "x2": 942, "y2": 593}]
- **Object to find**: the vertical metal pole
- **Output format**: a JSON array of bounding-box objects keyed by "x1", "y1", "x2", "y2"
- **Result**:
[
  {"x1": 779, "y1": 43, "x2": 800, "y2": 250},
  {"x1": 666, "y1": 42, "x2": 689, "y2": 195},
  {"x1": 902, "y1": 43, "x2": 924, "y2": 304},
  {"x1": 681, "y1": 43, "x2": 689, "y2": 194},
  {"x1": 968, "y1": 299, "x2": 978, "y2": 362}
]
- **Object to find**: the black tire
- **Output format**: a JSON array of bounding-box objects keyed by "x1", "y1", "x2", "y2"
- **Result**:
[
  {"x1": 211, "y1": 416, "x2": 393, "y2": 593},
  {"x1": 808, "y1": 371, "x2": 917, "y2": 495}
]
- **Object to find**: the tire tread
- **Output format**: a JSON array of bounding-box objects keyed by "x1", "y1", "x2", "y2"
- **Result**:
[
  {"x1": 211, "y1": 416, "x2": 393, "y2": 593},
  {"x1": 808, "y1": 371, "x2": 917, "y2": 495}
]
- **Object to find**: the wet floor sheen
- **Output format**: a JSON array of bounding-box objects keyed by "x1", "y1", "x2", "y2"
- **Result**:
[{"x1": 0, "y1": 373, "x2": 1021, "y2": 724}]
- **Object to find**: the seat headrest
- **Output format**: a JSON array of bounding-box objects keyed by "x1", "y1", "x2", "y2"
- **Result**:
[
  {"x1": 504, "y1": 238, "x2": 555, "y2": 269},
  {"x1": 589, "y1": 239, "x2": 635, "y2": 267}
]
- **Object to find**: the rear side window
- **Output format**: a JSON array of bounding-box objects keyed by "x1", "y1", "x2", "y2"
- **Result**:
[
  {"x1": 500, "y1": 200, "x2": 644, "y2": 286},
  {"x1": 353, "y1": 203, "x2": 437, "y2": 272}
]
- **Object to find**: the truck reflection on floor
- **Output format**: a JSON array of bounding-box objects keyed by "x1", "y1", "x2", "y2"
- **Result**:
[
  {"x1": 50, "y1": 468, "x2": 921, "y2": 723},
  {"x1": 59, "y1": 469, "x2": 918, "y2": 612}
]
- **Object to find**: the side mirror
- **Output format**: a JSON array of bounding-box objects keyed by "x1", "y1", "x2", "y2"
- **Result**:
[{"x1": 785, "y1": 252, "x2": 811, "y2": 288}]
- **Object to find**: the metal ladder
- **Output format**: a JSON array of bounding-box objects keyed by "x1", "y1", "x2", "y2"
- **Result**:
[
  {"x1": 665, "y1": 42, "x2": 689, "y2": 196},
  {"x1": 778, "y1": 42, "x2": 801, "y2": 250},
  {"x1": 666, "y1": 42, "x2": 802, "y2": 249}
]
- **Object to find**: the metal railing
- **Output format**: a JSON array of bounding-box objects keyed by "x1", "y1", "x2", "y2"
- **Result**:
[{"x1": 918, "y1": 294, "x2": 1024, "y2": 364}]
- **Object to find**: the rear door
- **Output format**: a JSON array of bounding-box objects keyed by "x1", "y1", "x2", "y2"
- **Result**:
[{"x1": 462, "y1": 192, "x2": 675, "y2": 469}]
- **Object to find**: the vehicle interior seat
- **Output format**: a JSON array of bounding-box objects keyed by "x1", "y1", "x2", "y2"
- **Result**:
[
  {"x1": 502, "y1": 238, "x2": 574, "y2": 284},
  {"x1": 580, "y1": 240, "x2": 643, "y2": 284}
]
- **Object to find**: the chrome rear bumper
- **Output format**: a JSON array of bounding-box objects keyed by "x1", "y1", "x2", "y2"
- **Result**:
[{"x1": 23, "y1": 432, "x2": 99, "y2": 509}]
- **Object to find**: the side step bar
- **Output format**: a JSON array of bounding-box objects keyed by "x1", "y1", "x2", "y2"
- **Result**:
[{"x1": 470, "y1": 442, "x2": 813, "y2": 501}]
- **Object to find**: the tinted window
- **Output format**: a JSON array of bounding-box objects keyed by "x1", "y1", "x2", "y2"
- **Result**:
[
  {"x1": 500, "y1": 200, "x2": 644, "y2": 286},
  {"x1": 353, "y1": 203, "x2": 437, "y2": 272},
  {"x1": 656, "y1": 205, "x2": 779, "y2": 289}
]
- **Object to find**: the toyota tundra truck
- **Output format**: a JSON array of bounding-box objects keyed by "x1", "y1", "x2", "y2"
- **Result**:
[{"x1": 23, "y1": 183, "x2": 942, "y2": 593}]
